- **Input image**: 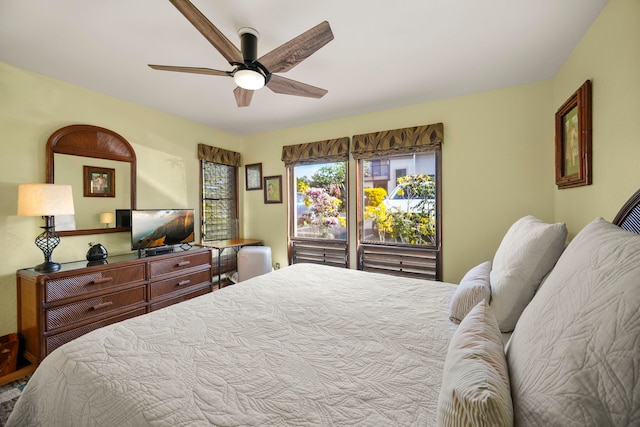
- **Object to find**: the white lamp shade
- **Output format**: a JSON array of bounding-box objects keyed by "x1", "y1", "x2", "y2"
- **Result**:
[
  {"x1": 233, "y1": 69, "x2": 265, "y2": 90},
  {"x1": 17, "y1": 184, "x2": 75, "y2": 216},
  {"x1": 100, "y1": 212, "x2": 114, "y2": 224}
]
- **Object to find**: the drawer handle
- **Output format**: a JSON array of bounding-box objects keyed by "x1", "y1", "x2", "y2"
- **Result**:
[
  {"x1": 177, "y1": 261, "x2": 191, "y2": 267},
  {"x1": 177, "y1": 280, "x2": 191, "y2": 287},
  {"x1": 92, "y1": 277, "x2": 113, "y2": 285},
  {"x1": 91, "y1": 301, "x2": 113, "y2": 310}
]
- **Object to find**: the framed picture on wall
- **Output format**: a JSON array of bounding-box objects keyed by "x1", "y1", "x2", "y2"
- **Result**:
[
  {"x1": 555, "y1": 80, "x2": 592, "y2": 189},
  {"x1": 245, "y1": 163, "x2": 263, "y2": 190},
  {"x1": 83, "y1": 166, "x2": 115, "y2": 197},
  {"x1": 264, "y1": 175, "x2": 282, "y2": 204}
]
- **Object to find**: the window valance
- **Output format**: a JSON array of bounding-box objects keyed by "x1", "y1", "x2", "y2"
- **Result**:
[
  {"x1": 197, "y1": 143, "x2": 241, "y2": 167},
  {"x1": 281, "y1": 137, "x2": 349, "y2": 167},
  {"x1": 351, "y1": 123, "x2": 443, "y2": 160}
]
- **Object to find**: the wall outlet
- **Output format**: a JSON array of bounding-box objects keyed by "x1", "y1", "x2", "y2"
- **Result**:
[{"x1": 275, "y1": 263, "x2": 280, "y2": 270}]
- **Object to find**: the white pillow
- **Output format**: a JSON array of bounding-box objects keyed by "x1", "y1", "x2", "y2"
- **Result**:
[
  {"x1": 449, "y1": 261, "x2": 491, "y2": 324},
  {"x1": 507, "y1": 218, "x2": 640, "y2": 426},
  {"x1": 437, "y1": 300, "x2": 513, "y2": 426},
  {"x1": 490, "y1": 215, "x2": 566, "y2": 332}
]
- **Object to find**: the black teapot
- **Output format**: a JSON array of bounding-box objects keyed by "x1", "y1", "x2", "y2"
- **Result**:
[{"x1": 86, "y1": 242, "x2": 108, "y2": 261}]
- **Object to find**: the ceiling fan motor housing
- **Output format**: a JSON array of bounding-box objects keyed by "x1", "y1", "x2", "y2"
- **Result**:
[{"x1": 238, "y1": 27, "x2": 259, "y2": 62}]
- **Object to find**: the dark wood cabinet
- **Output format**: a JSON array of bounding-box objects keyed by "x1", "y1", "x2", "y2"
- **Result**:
[{"x1": 16, "y1": 247, "x2": 213, "y2": 365}]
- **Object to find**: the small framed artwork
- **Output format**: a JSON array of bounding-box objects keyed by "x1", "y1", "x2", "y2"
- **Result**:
[
  {"x1": 555, "y1": 80, "x2": 592, "y2": 189},
  {"x1": 264, "y1": 175, "x2": 282, "y2": 204},
  {"x1": 83, "y1": 165, "x2": 115, "y2": 197},
  {"x1": 245, "y1": 163, "x2": 263, "y2": 190}
]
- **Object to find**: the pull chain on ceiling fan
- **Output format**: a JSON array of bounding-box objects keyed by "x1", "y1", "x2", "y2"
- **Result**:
[{"x1": 148, "y1": 0, "x2": 334, "y2": 107}]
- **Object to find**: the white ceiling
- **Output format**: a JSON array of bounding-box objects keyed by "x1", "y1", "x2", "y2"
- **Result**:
[{"x1": 0, "y1": 0, "x2": 607, "y2": 136}]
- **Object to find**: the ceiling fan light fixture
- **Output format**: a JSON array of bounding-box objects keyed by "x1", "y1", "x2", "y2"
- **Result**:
[{"x1": 233, "y1": 68, "x2": 265, "y2": 90}]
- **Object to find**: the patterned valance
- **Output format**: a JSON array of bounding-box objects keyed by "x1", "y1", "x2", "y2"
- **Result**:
[
  {"x1": 281, "y1": 137, "x2": 350, "y2": 167},
  {"x1": 351, "y1": 123, "x2": 443, "y2": 160},
  {"x1": 197, "y1": 143, "x2": 241, "y2": 167}
]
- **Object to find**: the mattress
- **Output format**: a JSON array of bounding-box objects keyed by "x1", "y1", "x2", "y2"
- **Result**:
[{"x1": 7, "y1": 263, "x2": 457, "y2": 427}]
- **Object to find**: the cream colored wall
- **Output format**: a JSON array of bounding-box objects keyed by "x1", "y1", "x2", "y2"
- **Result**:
[
  {"x1": 552, "y1": 0, "x2": 640, "y2": 238},
  {"x1": 242, "y1": 81, "x2": 555, "y2": 284},
  {"x1": 1, "y1": 0, "x2": 636, "y2": 338},
  {"x1": 0, "y1": 62, "x2": 241, "y2": 336}
]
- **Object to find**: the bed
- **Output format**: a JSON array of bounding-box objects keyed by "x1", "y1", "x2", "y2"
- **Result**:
[{"x1": 7, "y1": 189, "x2": 640, "y2": 426}]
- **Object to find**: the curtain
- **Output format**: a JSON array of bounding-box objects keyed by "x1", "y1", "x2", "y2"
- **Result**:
[
  {"x1": 350, "y1": 122, "x2": 443, "y2": 160},
  {"x1": 198, "y1": 143, "x2": 241, "y2": 167},
  {"x1": 281, "y1": 137, "x2": 349, "y2": 167}
]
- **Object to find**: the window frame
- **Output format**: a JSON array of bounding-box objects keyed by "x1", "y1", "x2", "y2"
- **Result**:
[
  {"x1": 355, "y1": 151, "x2": 442, "y2": 280},
  {"x1": 200, "y1": 159, "x2": 239, "y2": 243},
  {"x1": 286, "y1": 160, "x2": 350, "y2": 267}
]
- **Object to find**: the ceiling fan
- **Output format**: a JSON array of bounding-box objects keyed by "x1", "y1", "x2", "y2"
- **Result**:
[{"x1": 149, "y1": 0, "x2": 334, "y2": 107}]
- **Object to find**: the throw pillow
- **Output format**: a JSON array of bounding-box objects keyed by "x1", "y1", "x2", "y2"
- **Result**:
[
  {"x1": 437, "y1": 300, "x2": 513, "y2": 426},
  {"x1": 489, "y1": 215, "x2": 566, "y2": 332},
  {"x1": 449, "y1": 261, "x2": 492, "y2": 324}
]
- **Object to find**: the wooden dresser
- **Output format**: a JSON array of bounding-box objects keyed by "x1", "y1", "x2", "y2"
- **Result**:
[{"x1": 16, "y1": 247, "x2": 213, "y2": 365}]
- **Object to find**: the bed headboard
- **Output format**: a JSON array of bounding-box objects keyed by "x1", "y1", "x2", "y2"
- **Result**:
[{"x1": 612, "y1": 188, "x2": 640, "y2": 234}]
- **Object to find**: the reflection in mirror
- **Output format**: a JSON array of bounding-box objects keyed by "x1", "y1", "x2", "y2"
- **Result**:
[
  {"x1": 54, "y1": 154, "x2": 131, "y2": 231},
  {"x1": 46, "y1": 124, "x2": 137, "y2": 237}
]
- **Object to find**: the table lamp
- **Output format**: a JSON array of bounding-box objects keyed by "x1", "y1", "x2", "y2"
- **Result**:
[
  {"x1": 100, "y1": 212, "x2": 114, "y2": 228},
  {"x1": 17, "y1": 183, "x2": 75, "y2": 272}
]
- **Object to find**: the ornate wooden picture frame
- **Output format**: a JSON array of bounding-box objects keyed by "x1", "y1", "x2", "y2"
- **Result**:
[
  {"x1": 83, "y1": 165, "x2": 115, "y2": 197},
  {"x1": 264, "y1": 175, "x2": 282, "y2": 204},
  {"x1": 245, "y1": 163, "x2": 263, "y2": 191},
  {"x1": 555, "y1": 80, "x2": 592, "y2": 189}
]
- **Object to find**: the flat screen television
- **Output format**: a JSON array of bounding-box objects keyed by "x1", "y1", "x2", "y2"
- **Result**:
[{"x1": 131, "y1": 209, "x2": 195, "y2": 252}]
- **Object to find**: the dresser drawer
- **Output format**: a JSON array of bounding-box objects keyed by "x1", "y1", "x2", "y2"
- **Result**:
[
  {"x1": 149, "y1": 286, "x2": 210, "y2": 312},
  {"x1": 149, "y1": 251, "x2": 211, "y2": 279},
  {"x1": 45, "y1": 285, "x2": 146, "y2": 331},
  {"x1": 45, "y1": 264, "x2": 146, "y2": 302},
  {"x1": 45, "y1": 307, "x2": 147, "y2": 356},
  {"x1": 150, "y1": 269, "x2": 211, "y2": 300}
]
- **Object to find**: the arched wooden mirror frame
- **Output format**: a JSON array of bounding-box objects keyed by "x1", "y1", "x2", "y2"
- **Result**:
[{"x1": 46, "y1": 124, "x2": 137, "y2": 236}]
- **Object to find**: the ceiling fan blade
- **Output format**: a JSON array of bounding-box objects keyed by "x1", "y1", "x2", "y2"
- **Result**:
[
  {"x1": 169, "y1": 0, "x2": 242, "y2": 64},
  {"x1": 148, "y1": 64, "x2": 231, "y2": 76},
  {"x1": 258, "y1": 21, "x2": 334, "y2": 74},
  {"x1": 233, "y1": 86, "x2": 254, "y2": 107},
  {"x1": 266, "y1": 74, "x2": 328, "y2": 99}
]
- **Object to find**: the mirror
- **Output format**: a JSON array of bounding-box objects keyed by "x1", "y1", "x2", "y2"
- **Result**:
[{"x1": 46, "y1": 124, "x2": 137, "y2": 236}]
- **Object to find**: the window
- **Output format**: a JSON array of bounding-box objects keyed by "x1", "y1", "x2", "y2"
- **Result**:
[
  {"x1": 292, "y1": 162, "x2": 347, "y2": 240},
  {"x1": 353, "y1": 123, "x2": 443, "y2": 280},
  {"x1": 197, "y1": 143, "x2": 241, "y2": 243},
  {"x1": 197, "y1": 144, "x2": 241, "y2": 283},
  {"x1": 201, "y1": 160, "x2": 238, "y2": 242},
  {"x1": 288, "y1": 161, "x2": 349, "y2": 267},
  {"x1": 363, "y1": 159, "x2": 390, "y2": 181},
  {"x1": 361, "y1": 153, "x2": 437, "y2": 246},
  {"x1": 394, "y1": 168, "x2": 407, "y2": 183},
  {"x1": 282, "y1": 137, "x2": 350, "y2": 268}
]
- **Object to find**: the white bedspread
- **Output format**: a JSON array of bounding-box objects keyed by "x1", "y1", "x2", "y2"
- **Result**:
[{"x1": 7, "y1": 263, "x2": 457, "y2": 427}]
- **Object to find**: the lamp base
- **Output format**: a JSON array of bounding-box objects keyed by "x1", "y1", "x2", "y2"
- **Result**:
[
  {"x1": 34, "y1": 261, "x2": 61, "y2": 273},
  {"x1": 33, "y1": 216, "x2": 62, "y2": 273}
]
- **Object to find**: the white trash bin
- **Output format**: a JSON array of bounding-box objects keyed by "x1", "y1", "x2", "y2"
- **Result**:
[{"x1": 237, "y1": 246, "x2": 272, "y2": 281}]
